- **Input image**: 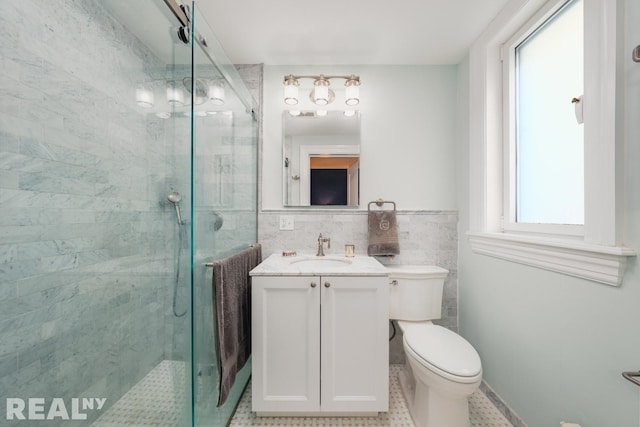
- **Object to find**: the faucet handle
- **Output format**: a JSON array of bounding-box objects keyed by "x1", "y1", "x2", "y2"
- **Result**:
[{"x1": 327, "y1": 238, "x2": 331, "y2": 249}]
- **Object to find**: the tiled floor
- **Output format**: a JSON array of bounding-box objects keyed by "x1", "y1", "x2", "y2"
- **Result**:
[
  {"x1": 94, "y1": 362, "x2": 513, "y2": 426},
  {"x1": 230, "y1": 365, "x2": 512, "y2": 427}
]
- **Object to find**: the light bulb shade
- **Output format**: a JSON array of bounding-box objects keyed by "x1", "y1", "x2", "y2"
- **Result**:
[
  {"x1": 283, "y1": 75, "x2": 299, "y2": 105},
  {"x1": 345, "y1": 78, "x2": 360, "y2": 106},
  {"x1": 209, "y1": 82, "x2": 225, "y2": 105},
  {"x1": 136, "y1": 86, "x2": 154, "y2": 108},
  {"x1": 284, "y1": 84, "x2": 298, "y2": 105},
  {"x1": 313, "y1": 78, "x2": 330, "y2": 105},
  {"x1": 166, "y1": 82, "x2": 185, "y2": 105}
]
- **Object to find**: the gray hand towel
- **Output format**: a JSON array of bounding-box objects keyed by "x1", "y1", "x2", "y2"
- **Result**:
[
  {"x1": 367, "y1": 210, "x2": 400, "y2": 256},
  {"x1": 212, "y1": 243, "x2": 262, "y2": 407}
]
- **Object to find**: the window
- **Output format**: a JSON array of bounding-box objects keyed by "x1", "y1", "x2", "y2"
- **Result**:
[
  {"x1": 467, "y1": 0, "x2": 635, "y2": 286},
  {"x1": 507, "y1": 0, "x2": 584, "y2": 230}
]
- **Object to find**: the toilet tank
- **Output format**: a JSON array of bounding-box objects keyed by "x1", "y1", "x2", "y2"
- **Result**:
[{"x1": 386, "y1": 265, "x2": 449, "y2": 321}]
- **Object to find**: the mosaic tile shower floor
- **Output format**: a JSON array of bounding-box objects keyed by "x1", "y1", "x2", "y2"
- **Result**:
[
  {"x1": 94, "y1": 362, "x2": 513, "y2": 426},
  {"x1": 92, "y1": 360, "x2": 187, "y2": 426}
]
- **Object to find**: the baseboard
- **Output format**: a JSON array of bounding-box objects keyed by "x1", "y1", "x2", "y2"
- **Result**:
[{"x1": 479, "y1": 380, "x2": 528, "y2": 427}]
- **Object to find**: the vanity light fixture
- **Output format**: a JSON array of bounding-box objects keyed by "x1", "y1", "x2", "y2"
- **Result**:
[{"x1": 283, "y1": 74, "x2": 360, "y2": 106}]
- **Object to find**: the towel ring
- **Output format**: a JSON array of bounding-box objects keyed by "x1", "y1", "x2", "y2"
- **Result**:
[{"x1": 368, "y1": 199, "x2": 397, "y2": 211}]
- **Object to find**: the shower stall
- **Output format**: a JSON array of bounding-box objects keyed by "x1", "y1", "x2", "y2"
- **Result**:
[{"x1": 0, "y1": 0, "x2": 258, "y2": 426}]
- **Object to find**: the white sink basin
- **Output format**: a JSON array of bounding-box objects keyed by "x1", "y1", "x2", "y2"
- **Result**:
[
  {"x1": 289, "y1": 257, "x2": 353, "y2": 268},
  {"x1": 250, "y1": 253, "x2": 387, "y2": 276}
]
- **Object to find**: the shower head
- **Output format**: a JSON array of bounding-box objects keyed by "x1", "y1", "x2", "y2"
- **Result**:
[
  {"x1": 168, "y1": 192, "x2": 182, "y2": 204},
  {"x1": 212, "y1": 211, "x2": 224, "y2": 231},
  {"x1": 167, "y1": 192, "x2": 184, "y2": 225}
]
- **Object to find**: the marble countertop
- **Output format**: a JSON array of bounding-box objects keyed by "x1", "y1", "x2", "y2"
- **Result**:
[{"x1": 250, "y1": 253, "x2": 388, "y2": 277}]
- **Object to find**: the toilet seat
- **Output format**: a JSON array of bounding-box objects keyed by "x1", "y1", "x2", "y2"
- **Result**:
[{"x1": 403, "y1": 323, "x2": 482, "y2": 381}]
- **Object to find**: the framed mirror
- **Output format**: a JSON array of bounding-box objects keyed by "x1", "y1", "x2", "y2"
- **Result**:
[{"x1": 283, "y1": 110, "x2": 361, "y2": 207}]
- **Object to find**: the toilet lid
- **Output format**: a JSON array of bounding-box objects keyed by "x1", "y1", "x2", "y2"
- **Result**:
[{"x1": 404, "y1": 324, "x2": 482, "y2": 377}]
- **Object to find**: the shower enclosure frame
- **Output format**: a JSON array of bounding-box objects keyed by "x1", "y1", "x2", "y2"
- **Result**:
[{"x1": 187, "y1": 3, "x2": 260, "y2": 426}]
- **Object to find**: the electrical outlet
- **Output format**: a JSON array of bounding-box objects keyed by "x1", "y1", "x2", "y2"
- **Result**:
[{"x1": 279, "y1": 215, "x2": 294, "y2": 230}]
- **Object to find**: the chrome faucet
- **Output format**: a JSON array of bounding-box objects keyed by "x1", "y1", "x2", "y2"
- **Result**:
[{"x1": 316, "y1": 233, "x2": 331, "y2": 256}]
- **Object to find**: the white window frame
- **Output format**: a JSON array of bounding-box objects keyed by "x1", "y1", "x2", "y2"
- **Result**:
[
  {"x1": 467, "y1": 0, "x2": 636, "y2": 286},
  {"x1": 502, "y1": 0, "x2": 585, "y2": 238}
]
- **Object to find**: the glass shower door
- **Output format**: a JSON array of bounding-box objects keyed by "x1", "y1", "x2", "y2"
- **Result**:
[
  {"x1": 0, "y1": 0, "x2": 194, "y2": 425},
  {"x1": 190, "y1": 4, "x2": 259, "y2": 426}
]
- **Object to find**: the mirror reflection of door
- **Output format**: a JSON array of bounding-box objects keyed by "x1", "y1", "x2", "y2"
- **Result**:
[
  {"x1": 309, "y1": 157, "x2": 359, "y2": 206},
  {"x1": 298, "y1": 145, "x2": 360, "y2": 206}
]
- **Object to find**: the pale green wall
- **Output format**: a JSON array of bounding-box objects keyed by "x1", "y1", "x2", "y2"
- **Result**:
[
  {"x1": 262, "y1": 65, "x2": 458, "y2": 211},
  {"x1": 456, "y1": 0, "x2": 640, "y2": 425}
]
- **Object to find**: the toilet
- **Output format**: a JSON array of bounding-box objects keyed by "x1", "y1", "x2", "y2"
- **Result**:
[{"x1": 387, "y1": 265, "x2": 482, "y2": 427}]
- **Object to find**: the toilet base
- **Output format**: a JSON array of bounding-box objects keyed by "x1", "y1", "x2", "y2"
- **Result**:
[
  {"x1": 398, "y1": 362, "x2": 472, "y2": 427},
  {"x1": 397, "y1": 366, "x2": 417, "y2": 421}
]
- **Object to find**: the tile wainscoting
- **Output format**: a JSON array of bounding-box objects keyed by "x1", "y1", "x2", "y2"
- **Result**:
[{"x1": 258, "y1": 210, "x2": 458, "y2": 364}]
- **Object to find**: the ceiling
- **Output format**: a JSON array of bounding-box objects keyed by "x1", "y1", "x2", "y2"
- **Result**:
[{"x1": 195, "y1": 0, "x2": 511, "y2": 65}]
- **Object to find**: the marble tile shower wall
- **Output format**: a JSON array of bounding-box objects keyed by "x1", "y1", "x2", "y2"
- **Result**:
[
  {"x1": 193, "y1": 111, "x2": 259, "y2": 260},
  {"x1": 258, "y1": 210, "x2": 458, "y2": 363},
  {"x1": 190, "y1": 65, "x2": 261, "y2": 256},
  {"x1": 194, "y1": 64, "x2": 262, "y2": 258},
  {"x1": 177, "y1": 65, "x2": 262, "y2": 361},
  {"x1": 0, "y1": 0, "x2": 186, "y2": 423}
]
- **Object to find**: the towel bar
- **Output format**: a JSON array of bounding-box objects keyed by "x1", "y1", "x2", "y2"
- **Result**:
[
  {"x1": 204, "y1": 244, "x2": 260, "y2": 267},
  {"x1": 368, "y1": 199, "x2": 396, "y2": 211},
  {"x1": 622, "y1": 371, "x2": 640, "y2": 387}
]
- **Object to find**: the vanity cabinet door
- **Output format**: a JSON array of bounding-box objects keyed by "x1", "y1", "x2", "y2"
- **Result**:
[
  {"x1": 251, "y1": 276, "x2": 321, "y2": 413},
  {"x1": 320, "y1": 275, "x2": 389, "y2": 413}
]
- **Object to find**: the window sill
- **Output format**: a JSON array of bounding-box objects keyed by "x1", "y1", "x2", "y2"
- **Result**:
[{"x1": 467, "y1": 232, "x2": 636, "y2": 286}]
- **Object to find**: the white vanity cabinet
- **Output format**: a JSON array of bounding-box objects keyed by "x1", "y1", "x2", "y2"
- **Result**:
[{"x1": 251, "y1": 273, "x2": 389, "y2": 416}]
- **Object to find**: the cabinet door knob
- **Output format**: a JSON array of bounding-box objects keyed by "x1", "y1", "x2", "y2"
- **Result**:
[
  {"x1": 310, "y1": 282, "x2": 317, "y2": 288},
  {"x1": 324, "y1": 282, "x2": 331, "y2": 288}
]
